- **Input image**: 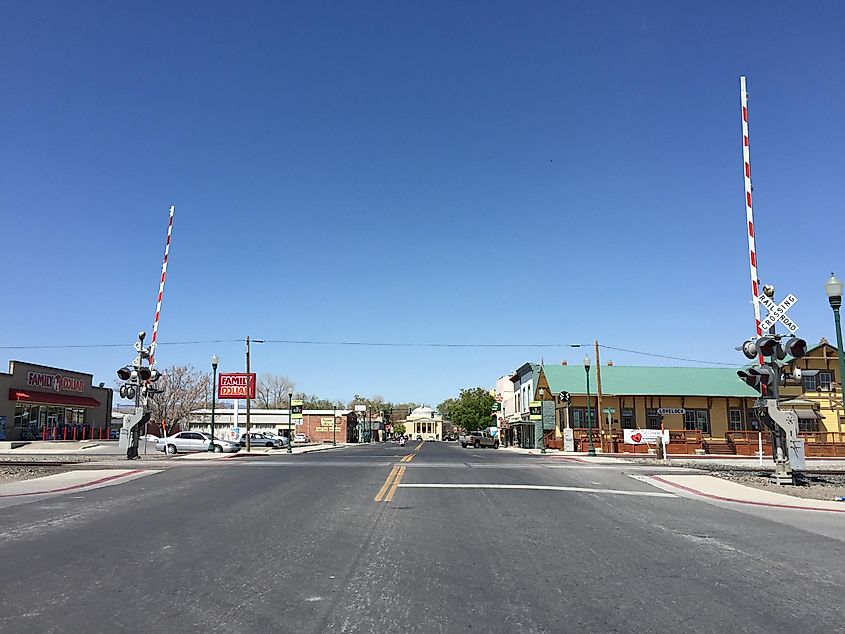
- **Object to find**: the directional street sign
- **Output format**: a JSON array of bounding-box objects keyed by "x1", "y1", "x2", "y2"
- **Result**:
[{"x1": 758, "y1": 293, "x2": 799, "y2": 333}]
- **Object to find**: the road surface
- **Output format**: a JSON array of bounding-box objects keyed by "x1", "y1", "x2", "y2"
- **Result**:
[{"x1": 0, "y1": 441, "x2": 842, "y2": 633}]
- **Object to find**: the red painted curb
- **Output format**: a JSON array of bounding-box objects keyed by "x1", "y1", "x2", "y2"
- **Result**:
[
  {"x1": 0, "y1": 469, "x2": 148, "y2": 498},
  {"x1": 650, "y1": 476, "x2": 845, "y2": 514}
]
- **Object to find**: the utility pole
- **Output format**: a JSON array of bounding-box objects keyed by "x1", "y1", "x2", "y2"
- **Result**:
[
  {"x1": 245, "y1": 336, "x2": 251, "y2": 452},
  {"x1": 287, "y1": 392, "x2": 293, "y2": 453},
  {"x1": 595, "y1": 340, "x2": 604, "y2": 452}
]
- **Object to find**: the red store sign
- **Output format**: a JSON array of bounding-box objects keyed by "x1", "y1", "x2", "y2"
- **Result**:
[
  {"x1": 27, "y1": 372, "x2": 85, "y2": 393},
  {"x1": 218, "y1": 373, "x2": 256, "y2": 399}
]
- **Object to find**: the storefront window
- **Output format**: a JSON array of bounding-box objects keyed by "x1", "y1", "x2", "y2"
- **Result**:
[
  {"x1": 646, "y1": 409, "x2": 660, "y2": 430},
  {"x1": 622, "y1": 409, "x2": 635, "y2": 429}
]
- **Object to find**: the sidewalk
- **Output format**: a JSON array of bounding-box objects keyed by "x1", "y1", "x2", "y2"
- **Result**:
[
  {"x1": 0, "y1": 441, "x2": 103, "y2": 454},
  {"x1": 0, "y1": 469, "x2": 158, "y2": 499},
  {"x1": 643, "y1": 473, "x2": 845, "y2": 513}
]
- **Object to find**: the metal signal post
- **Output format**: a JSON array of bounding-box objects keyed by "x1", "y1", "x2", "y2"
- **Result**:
[{"x1": 116, "y1": 331, "x2": 162, "y2": 459}]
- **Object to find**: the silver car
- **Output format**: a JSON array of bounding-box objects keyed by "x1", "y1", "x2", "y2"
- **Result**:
[{"x1": 156, "y1": 431, "x2": 240, "y2": 454}]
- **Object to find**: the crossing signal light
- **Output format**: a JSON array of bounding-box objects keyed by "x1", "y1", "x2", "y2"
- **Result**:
[
  {"x1": 737, "y1": 336, "x2": 777, "y2": 359},
  {"x1": 737, "y1": 369, "x2": 761, "y2": 389},
  {"x1": 756, "y1": 336, "x2": 779, "y2": 358},
  {"x1": 782, "y1": 337, "x2": 807, "y2": 359},
  {"x1": 117, "y1": 366, "x2": 132, "y2": 381},
  {"x1": 737, "y1": 366, "x2": 778, "y2": 391}
]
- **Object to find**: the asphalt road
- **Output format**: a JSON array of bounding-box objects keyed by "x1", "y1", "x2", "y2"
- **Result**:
[{"x1": 0, "y1": 441, "x2": 843, "y2": 633}]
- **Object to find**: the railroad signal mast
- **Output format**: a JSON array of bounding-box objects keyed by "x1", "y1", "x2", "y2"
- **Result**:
[
  {"x1": 737, "y1": 285, "x2": 812, "y2": 485},
  {"x1": 116, "y1": 331, "x2": 162, "y2": 459}
]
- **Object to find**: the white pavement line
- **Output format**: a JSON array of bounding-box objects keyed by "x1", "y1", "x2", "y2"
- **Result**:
[{"x1": 396, "y1": 483, "x2": 675, "y2": 497}]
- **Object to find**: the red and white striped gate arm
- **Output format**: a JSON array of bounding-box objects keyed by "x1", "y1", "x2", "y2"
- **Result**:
[
  {"x1": 149, "y1": 205, "x2": 174, "y2": 367},
  {"x1": 740, "y1": 77, "x2": 762, "y2": 342}
]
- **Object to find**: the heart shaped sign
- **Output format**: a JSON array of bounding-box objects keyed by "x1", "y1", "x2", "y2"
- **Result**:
[{"x1": 631, "y1": 432, "x2": 642, "y2": 443}]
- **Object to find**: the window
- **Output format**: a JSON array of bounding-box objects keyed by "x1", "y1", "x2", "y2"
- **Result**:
[
  {"x1": 803, "y1": 374, "x2": 817, "y2": 391},
  {"x1": 646, "y1": 409, "x2": 660, "y2": 430},
  {"x1": 571, "y1": 409, "x2": 596, "y2": 427},
  {"x1": 818, "y1": 371, "x2": 833, "y2": 390},
  {"x1": 746, "y1": 409, "x2": 760, "y2": 431},
  {"x1": 798, "y1": 416, "x2": 818, "y2": 433},
  {"x1": 684, "y1": 410, "x2": 710, "y2": 434},
  {"x1": 622, "y1": 409, "x2": 635, "y2": 429},
  {"x1": 728, "y1": 409, "x2": 743, "y2": 431}
]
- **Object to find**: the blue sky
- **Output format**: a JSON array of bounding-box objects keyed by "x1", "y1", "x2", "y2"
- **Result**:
[{"x1": 1, "y1": 1, "x2": 843, "y2": 406}]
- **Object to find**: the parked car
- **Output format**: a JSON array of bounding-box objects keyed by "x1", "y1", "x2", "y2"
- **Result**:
[
  {"x1": 234, "y1": 431, "x2": 283, "y2": 448},
  {"x1": 156, "y1": 432, "x2": 240, "y2": 454},
  {"x1": 293, "y1": 433, "x2": 310, "y2": 444},
  {"x1": 260, "y1": 431, "x2": 291, "y2": 446},
  {"x1": 143, "y1": 434, "x2": 159, "y2": 442},
  {"x1": 460, "y1": 431, "x2": 499, "y2": 449}
]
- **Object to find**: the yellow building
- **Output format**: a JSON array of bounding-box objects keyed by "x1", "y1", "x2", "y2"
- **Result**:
[
  {"x1": 779, "y1": 341, "x2": 844, "y2": 434},
  {"x1": 404, "y1": 406, "x2": 443, "y2": 441},
  {"x1": 534, "y1": 350, "x2": 845, "y2": 456}
]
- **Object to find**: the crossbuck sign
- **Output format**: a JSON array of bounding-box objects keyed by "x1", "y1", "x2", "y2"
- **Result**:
[{"x1": 758, "y1": 293, "x2": 799, "y2": 333}]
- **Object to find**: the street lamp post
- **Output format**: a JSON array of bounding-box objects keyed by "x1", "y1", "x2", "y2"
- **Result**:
[
  {"x1": 538, "y1": 387, "x2": 546, "y2": 454},
  {"x1": 584, "y1": 355, "x2": 596, "y2": 456},
  {"x1": 208, "y1": 355, "x2": 219, "y2": 451},
  {"x1": 825, "y1": 273, "x2": 845, "y2": 412}
]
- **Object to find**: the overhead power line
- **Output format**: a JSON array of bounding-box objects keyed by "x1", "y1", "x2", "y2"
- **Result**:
[
  {"x1": 597, "y1": 345, "x2": 737, "y2": 367},
  {"x1": 0, "y1": 338, "x2": 739, "y2": 366}
]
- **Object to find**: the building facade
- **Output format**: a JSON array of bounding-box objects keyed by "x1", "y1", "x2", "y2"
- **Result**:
[
  {"x1": 534, "y1": 352, "x2": 845, "y2": 455},
  {"x1": 507, "y1": 363, "x2": 540, "y2": 448},
  {"x1": 189, "y1": 409, "x2": 356, "y2": 443},
  {"x1": 404, "y1": 406, "x2": 442, "y2": 441},
  {"x1": 0, "y1": 361, "x2": 113, "y2": 441}
]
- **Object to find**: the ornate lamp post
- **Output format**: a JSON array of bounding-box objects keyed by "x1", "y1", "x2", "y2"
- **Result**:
[
  {"x1": 538, "y1": 387, "x2": 546, "y2": 454},
  {"x1": 584, "y1": 354, "x2": 596, "y2": 456},
  {"x1": 824, "y1": 273, "x2": 845, "y2": 411},
  {"x1": 208, "y1": 354, "x2": 219, "y2": 451}
]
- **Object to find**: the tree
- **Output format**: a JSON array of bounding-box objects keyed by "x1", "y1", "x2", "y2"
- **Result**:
[
  {"x1": 255, "y1": 373, "x2": 295, "y2": 408},
  {"x1": 293, "y1": 393, "x2": 335, "y2": 409},
  {"x1": 147, "y1": 365, "x2": 211, "y2": 436},
  {"x1": 445, "y1": 387, "x2": 495, "y2": 433},
  {"x1": 436, "y1": 397, "x2": 458, "y2": 421},
  {"x1": 393, "y1": 422, "x2": 406, "y2": 436}
]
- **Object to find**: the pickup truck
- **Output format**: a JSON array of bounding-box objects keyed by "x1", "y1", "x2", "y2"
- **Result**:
[{"x1": 460, "y1": 431, "x2": 499, "y2": 449}]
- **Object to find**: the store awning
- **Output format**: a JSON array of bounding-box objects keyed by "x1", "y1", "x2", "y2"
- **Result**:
[
  {"x1": 794, "y1": 409, "x2": 822, "y2": 420},
  {"x1": 9, "y1": 389, "x2": 101, "y2": 408}
]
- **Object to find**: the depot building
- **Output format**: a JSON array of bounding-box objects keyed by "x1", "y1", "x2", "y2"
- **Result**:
[{"x1": 0, "y1": 361, "x2": 113, "y2": 441}]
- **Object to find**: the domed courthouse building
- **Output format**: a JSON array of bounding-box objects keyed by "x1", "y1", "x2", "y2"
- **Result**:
[{"x1": 404, "y1": 406, "x2": 443, "y2": 441}]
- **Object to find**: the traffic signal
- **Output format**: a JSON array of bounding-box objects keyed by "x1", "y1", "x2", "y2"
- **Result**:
[{"x1": 117, "y1": 366, "x2": 132, "y2": 381}]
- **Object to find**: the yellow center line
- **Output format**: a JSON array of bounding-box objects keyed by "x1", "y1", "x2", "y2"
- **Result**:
[
  {"x1": 384, "y1": 466, "x2": 406, "y2": 502},
  {"x1": 374, "y1": 466, "x2": 399, "y2": 502}
]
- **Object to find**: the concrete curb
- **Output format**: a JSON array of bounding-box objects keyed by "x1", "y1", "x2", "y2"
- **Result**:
[
  {"x1": 0, "y1": 469, "x2": 149, "y2": 498},
  {"x1": 648, "y1": 475, "x2": 845, "y2": 514}
]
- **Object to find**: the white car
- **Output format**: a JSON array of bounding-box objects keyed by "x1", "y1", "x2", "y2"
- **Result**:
[
  {"x1": 155, "y1": 432, "x2": 240, "y2": 454},
  {"x1": 293, "y1": 433, "x2": 310, "y2": 444},
  {"x1": 233, "y1": 431, "x2": 282, "y2": 448}
]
